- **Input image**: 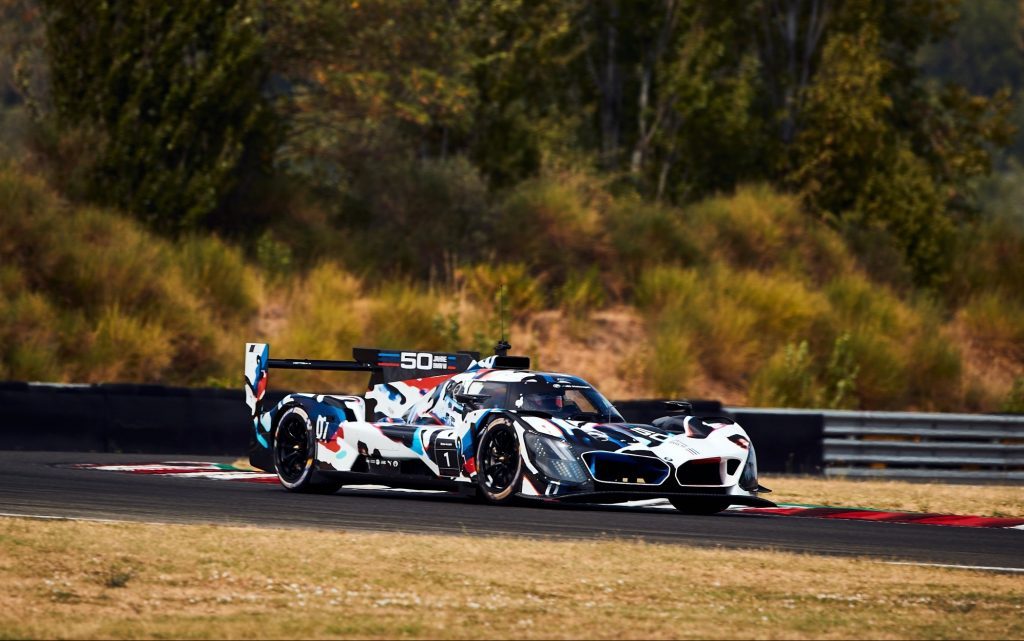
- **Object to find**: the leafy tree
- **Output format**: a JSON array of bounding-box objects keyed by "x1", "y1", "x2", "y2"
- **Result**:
[
  {"x1": 460, "y1": 0, "x2": 583, "y2": 187},
  {"x1": 919, "y1": 0, "x2": 1024, "y2": 160},
  {"x1": 266, "y1": 0, "x2": 477, "y2": 192},
  {"x1": 788, "y1": 22, "x2": 892, "y2": 216},
  {"x1": 43, "y1": 0, "x2": 274, "y2": 231}
]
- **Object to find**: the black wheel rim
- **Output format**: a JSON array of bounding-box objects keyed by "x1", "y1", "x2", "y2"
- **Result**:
[
  {"x1": 481, "y1": 424, "x2": 518, "y2": 493},
  {"x1": 275, "y1": 414, "x2": 310, "y2": 483}
]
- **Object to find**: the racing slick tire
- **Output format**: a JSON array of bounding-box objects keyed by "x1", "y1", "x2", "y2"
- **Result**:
[
  {"x1": 273, "y1": 406, "x2": 343, "y2": 494},
  {"x1": 475, "y1": 417, "x2": 523, "y2": 505},
  {"x1": 668, "y1": 497, "x2": 730, "y2": 515}
]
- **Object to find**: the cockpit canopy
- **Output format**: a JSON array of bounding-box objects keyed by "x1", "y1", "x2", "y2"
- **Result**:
[{"x1": 459, "y1": 375, "x2": 624, "y2": 423}]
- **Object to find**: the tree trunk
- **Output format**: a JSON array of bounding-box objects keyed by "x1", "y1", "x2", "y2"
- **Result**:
[{"x1": 600, "y1": 0, "x2": 620, "y2": 167}]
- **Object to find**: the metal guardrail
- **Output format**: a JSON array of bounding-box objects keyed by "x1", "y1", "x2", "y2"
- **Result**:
[{"x1": 726, "y1": 407, "x2": 1024, "y2": 483}]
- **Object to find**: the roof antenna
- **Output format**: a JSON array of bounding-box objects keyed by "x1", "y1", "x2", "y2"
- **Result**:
[{"x1": 495, "y1": 282, "x2": 510, "y2": 357}]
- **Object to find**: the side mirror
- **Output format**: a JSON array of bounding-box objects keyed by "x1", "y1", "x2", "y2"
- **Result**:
[{"x1": 455, "y1": 393, "x2": 490, "y2": 410}]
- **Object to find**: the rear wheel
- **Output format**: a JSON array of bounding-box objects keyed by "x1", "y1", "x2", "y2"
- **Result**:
[
  {"x1": 669, "y1": 497, "x2": 729, "y2": 515},
  {"x1": 273, "y1": 407, "x2": 343, "y2": 494},
  {"x1": 475, "y1": 418, "x2": 523, "y2": 504}
]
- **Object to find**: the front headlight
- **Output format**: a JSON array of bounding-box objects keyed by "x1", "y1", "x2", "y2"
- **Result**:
[
  {"x1": 523, "y1": 431, "x2": 588, "y2": 483},
  {"x1": 739, "y1": 444, "x2": 758, "y2": 492}
]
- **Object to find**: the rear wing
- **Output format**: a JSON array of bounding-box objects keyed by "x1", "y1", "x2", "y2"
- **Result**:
[{"x1": 244, "y1": 343, "x2": 480, "y2": 427}]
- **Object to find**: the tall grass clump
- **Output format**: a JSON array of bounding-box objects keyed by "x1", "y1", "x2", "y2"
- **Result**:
[
  {"x1": 492, "y1": 171, "x2": 612, "y2": 277},
  {"x1": 0, "y1": 291, "x2": 63, "y2": 381},
  {"x1": 0, "y1": 166, "x2": 251, "y2": 385},
  {"x1": 605, "y1": 195, "x2": 703, "y2": 281},
  {"x1": 178, "y1": 235, "x2": 262, "y2": 321},
  {"x1": 634, "y1": 266, "x2": 756, "y2": 391},
  {"x1": 267, "y1": 263, "x2": 366, "y2": 391},
  {"x1": 269, "y1": 262, "x2": 364, "y2": 360},
  {"x1": 682, "y1": 184, "x2": 853, "y2": 283},
  {"x1": 749, "y1": 341, "x2": 820, "y2": 407},
  {"x1": 635, "y1": 264, "x2": 833, "y2": 391},
  {"x1": 556, "y1": 267, "x2": 609, "y2": 339},
  {"x1": 84, "y1": 305, "x2": 172, "y2": 382},
  {"x1": 635, "y1": 255, "x2": 970, "y2": 409},
  {"x1": 958, "y1": 293, "x2": 1024, "y2": 360},
  {"x1": 368, "y1": 282, "x2": 461, "y2": 352},
  {"x1": 459, "y1": 263, "x2": 546, "y2": 321},
  {"x1": 645, "y1": 332, "x2": 699, "y2": 398}
]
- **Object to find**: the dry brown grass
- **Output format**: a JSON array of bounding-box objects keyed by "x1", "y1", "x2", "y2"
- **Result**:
[
  {"x1": 762, "y1": 475, "x2": 1024, "y2": 518},
  {"x1": 0, "y1": 517, "x2": 1021, "y2": 640}
]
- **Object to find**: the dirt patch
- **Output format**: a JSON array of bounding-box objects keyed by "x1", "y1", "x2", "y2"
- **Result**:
[
  {"x1": 514, "y1": 307, "x2": 648, "y2": 399},
  {"x1": 947, "y1": 315, "x2": 1019, "y2": 408}
]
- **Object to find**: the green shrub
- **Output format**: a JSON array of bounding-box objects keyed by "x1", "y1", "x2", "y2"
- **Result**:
[
  {"x1": 0, "y1": 166, "x2": 249, "y2": 386},
  {"x1": 682, "y1": 184, "x2": 853, "y2": 283},
  {"x1": 178, "y1": 235, "x2": 262, "y2": 321},
  {"x1": 843, "y1": 331, "x2": 908, "y2": 409},
  {"x1": 749, "y1": 341, "x2": 820, "y2": 408},
  {"x1": 491, "y1": 171, "x2": 612, "y2": 276},
  {"x1": 1003, "y1": 378, "x2": 1024, "y2": 413},
  {"x1": 460, "y1": 263, "x2": 545, "y2": 322},
  {"x1": 368, "y1": 283, "x2": 457, "y2": 353},
  {"x1": 84, "y1": 305, "x2": 172, "y2": 383},
  {"x1": 905, "y1": 327, "x2": 963, "y2": 411},
  {"x1": 342, "y1": 157, "x2": 491, "y2": 275},
  {"x1": 825, "y1": 272, "x2": 914, "y2": 336},
  {"x1": 0, "y1": 292, "x2": 62, "y2": 381},
  {"x1": 822, "y1": 333, "x2": 860, "y2": 409},
  {"x1": 605, "y1": 195, "x2": 701, "y2": 279},
  {"x1": 950, "y1": 169, "x2": 1024, "y2": 306},
  {"x1": 644, "y1": 331, "x2": 698, "y2": 399},
  {"x1": 254, "y1": 230, "x2": 294, "y2": 281},
  {"x1": 958, "y1": 293, "x2": 1024, "y2": 360},
  {"x1": 557, "y1": 267, "x2": 607, "y2": 316}
]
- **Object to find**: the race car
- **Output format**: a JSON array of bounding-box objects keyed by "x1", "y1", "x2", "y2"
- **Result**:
[{"x1": 244, "y1": 342, "x2": 774, "y2": 514}]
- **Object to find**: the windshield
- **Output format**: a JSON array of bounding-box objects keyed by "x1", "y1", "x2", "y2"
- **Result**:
[{"x1": 463, "y1": 377, "x2": 624, "y2": 422}]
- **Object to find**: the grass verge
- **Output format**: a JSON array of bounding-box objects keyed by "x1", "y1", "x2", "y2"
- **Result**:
[
  {"x1": 0, "y1": 518, "x2": 1021, "y2": 640},
  {"x1": 761, "y1": 475, "x2": 1024, "y2": 518}
]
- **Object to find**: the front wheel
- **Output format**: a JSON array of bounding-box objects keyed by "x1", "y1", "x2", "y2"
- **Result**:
[
  {"x1": 669, "y1": 497, "x2": 729, "y2": 515},
  {"x1": 475, "y1": 418, "x2": 523, "y2": 504},
  {"x1": 273, "y1": 406, "x2": 343, "y2": 494}
]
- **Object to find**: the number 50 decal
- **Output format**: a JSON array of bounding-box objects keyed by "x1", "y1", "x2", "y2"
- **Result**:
[{"x1": 400, "y1": 352, "x2": 447, "y2": 370}]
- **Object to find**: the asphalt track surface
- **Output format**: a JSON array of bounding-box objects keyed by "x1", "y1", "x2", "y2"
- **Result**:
[{"x1": 1, "y1": 451, "x2": 1021, "y2": 569}]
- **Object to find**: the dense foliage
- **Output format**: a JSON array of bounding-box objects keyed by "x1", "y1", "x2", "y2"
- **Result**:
[
  {"x1": 24, "y1": 1, "x2": 1016, "y2": 283},
  {"x1": 41, "y1": 0, "x2": 275, "y2": 231},
  {"x1": 1, "y1": 0, "x2": 1022, "y2": 409}
]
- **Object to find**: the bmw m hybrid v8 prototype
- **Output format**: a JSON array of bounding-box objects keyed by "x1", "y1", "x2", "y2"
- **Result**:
[{"x1": 245, "y1": 343, "x2": 773, "y2": 514}]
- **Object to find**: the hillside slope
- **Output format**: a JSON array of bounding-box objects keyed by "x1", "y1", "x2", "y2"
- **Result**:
[{"x1": 1, "y1": 166, "x2": 1020, "y2": 411}]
